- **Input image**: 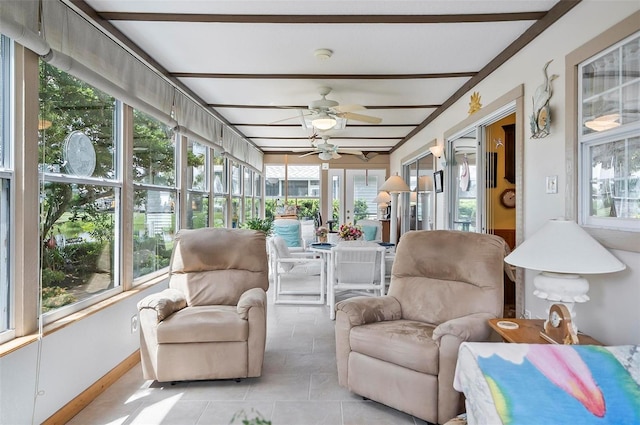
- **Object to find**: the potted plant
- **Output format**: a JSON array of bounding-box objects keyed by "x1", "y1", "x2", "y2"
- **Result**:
[{"x1": 241, "y1": 218, "x2": 274, "y2": 236}]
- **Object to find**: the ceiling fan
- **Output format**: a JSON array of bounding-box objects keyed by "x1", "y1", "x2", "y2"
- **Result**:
[
  {"x1": 294, "y1": 134, "x2": 364, "y2": 161},
  {"x1": 273, "y1": 87, "x2": 382, "y2": 129}
]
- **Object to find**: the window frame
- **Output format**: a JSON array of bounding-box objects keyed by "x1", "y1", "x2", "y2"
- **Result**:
[
  {"x1": 0, "y1": 35, "x2": 13, "y2": 343},
  {"x1": 38, "y1": 61, "x2": 124, "y2": 324},
  {"x1": 577, "y1": 32, "x2": 640, "y2": 233},
  {"x1": 566, "y1": 15, "x2": 640, "y2": 252}
]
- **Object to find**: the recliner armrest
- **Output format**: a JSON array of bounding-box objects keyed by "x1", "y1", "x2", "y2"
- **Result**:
[
  {"x1": 237, "y1": 287, "x2": 267, "y2": 319},
  {"x1": 432, "y1": 312, "x2": 494, "y2": 344},
  {"x1": 137, "y1": 288, "x2": 187, "y2": 322},
  {"x1": 336, "y1": 295, "x2": 402, "y2": 326}
]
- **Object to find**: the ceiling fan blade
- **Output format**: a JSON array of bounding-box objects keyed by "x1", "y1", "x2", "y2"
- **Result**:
[
  {"x1": 336, "y1": 111, "x2": 382, "y2": 124},
  {"x1": 336, "y1": 148, "x2": 364, "y2": 156},
  {"x1": 332, "y1": 104, "x2": 366, "y2": 113},
  {"x1": 268, "y1": 114, "x2": 303, "y2": 125},
  {"x1": 299, "y1": 151, "x2": 318, "y2": 158},
  {"x1": 331, "y1": 152, "x2": 342, "y2": 159}
]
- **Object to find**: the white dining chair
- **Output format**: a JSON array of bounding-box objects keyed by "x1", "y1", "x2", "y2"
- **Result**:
[
  {"x1": 268, "y1": 236, "x2": 325, "y2": 305},
  {"x1": 328, "y1": 240, "x2": 386, "y2": 319}
]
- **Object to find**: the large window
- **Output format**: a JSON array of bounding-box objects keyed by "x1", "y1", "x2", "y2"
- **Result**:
[
  {"x1": 39, "y1": 61, "x2": 120, "y2": 321},
  {"x1": 0, "y1": 35, "x2": 12, "y2": 340},
  {"x1": 264, "y1": 164, "x2": 320, "y2": 220},
  {"x1": 578, "y1": 32, "x2": 640, "y2": 232},
  {"x1": 132, "y1": 111, "x2": 176, "y2": 280}
]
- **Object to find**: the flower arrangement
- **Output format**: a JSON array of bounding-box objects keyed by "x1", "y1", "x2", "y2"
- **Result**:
[{"x1": 338, "y1": 223, "x2": 363, "y2": 241}]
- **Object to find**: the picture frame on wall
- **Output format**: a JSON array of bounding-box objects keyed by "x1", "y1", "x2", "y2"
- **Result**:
[{"x1": 434, "y1": 170, "x2": 444, "y2": 193}]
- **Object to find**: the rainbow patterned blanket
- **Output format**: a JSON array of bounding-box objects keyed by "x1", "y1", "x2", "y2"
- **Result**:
[{"x1": 454, "y1": 343, "x2": 640, "y2": 425}]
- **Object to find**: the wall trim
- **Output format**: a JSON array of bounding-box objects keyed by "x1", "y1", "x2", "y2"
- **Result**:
[{"x1": 42, "y1": 350, "x2": 141, "y2": 425}]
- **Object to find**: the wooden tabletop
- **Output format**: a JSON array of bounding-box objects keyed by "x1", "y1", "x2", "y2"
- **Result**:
[{"x1": 488, "y1": 318, "x2": 602, "y2": 345}]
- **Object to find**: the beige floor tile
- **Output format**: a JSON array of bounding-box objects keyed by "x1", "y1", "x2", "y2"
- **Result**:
[
  {"x1": 271, "y1": 400, "x2": 342, "y2": 425},
  {"x1": 309, "y1": 373, "x2": 362, "y2": 401},
  {"x1": 341, "y1": 400, "x2": 416, "y2": 425},
  {"x1": 199, "y1": 402, "x2": 275, "y2": 425},
  {"x1": 244, "y1": 374, "x2": 312, "y2": 401}
]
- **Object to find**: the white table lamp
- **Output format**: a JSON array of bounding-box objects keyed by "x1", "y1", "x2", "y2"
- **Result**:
[
  {"x1": 373, "y1": 191, "x2": 391, "y2": 219},
  {"x1": 379, "y1": 174, "x2": 410, "y2": 244},
  {"x1": 504, "y1": 219, "x2": 625, "y2": 332}
]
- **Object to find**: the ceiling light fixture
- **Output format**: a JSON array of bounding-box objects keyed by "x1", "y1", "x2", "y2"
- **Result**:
[
  {"x1": 318, "y1": 151, "x2": 333, "y2": 161},
  {"x1": 314, "y1": 48, "x2": 333, "y2": 60},
  {"x1": 312, "y1": 112, "x2": 337, "y2": 130}
]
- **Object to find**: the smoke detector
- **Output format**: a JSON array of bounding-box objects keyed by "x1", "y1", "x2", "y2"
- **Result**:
[{"x1": 314, "y1": 48, "x2": 333, "y2": 60}]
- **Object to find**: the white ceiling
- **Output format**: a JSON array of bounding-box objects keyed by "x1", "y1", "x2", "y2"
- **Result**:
[{"x1": 75, "y1": 0, "x2": 576, "y2": 156}]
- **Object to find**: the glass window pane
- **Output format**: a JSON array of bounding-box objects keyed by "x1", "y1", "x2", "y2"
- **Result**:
[
  {"x1": 40, "y1": 182, "x2": 118, "y2": 313},
  {"x1": 213, "y1": 197, "x2": 227, "y2": 228},
  {"x1": 40, "y1": 62, "x2": 116, "y2": 179},
  {"x1": 0, "y1": 179, "x2": 9, "y2": 334},
  {"x1": 353, "y1": 175, "x2": 379, "y2": 220},
  {"x1": 254, "y1": 173, "x2": 262, "y2": 197},
  {"x1": 581, "y1": 33, "x2": 640, "y2": 135},
  {"x1": 588, "y1": 136, "x2": 640, "y2": 220},
  {"x1": 187, "y1": 139, "x2": 207, "y2": 191},
  {"x1": 133, "y1": 111, "x2": 175, "y2": 186},
  {"x1": 244, "y1": 197, "x2": 253, "y2": 222},
  {"x1": 244, "y1": 167, "x2": 252, "y2": 196},
  {"x1": 186, "y1": 192, "x2": 208, "y2": 229},
  {"x1": 133, "y1": 189, "x2": 175, "y2": 279},
  {"x1": 213, "y1": 152, "x2": 227, "y2": 193},
  {"x1": 231, "y1": 162, "x2": 241, "y2": 196},
  {"x1": 231, "y1": 197, "x2": 241, "y2": 227}
]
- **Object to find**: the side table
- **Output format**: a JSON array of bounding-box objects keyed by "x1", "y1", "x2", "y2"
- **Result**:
[{"x1": 488, "y1": 318, "x2": 601, "y2": 345}]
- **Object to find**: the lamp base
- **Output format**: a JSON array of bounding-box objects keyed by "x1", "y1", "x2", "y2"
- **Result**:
[{"x1": 533, "y1": 272, "x2": 590, "y2": 334}]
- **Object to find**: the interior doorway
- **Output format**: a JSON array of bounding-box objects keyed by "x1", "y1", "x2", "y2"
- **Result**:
[{"x1": 446, "y1": 112, "x2": 517, "y2": 317}]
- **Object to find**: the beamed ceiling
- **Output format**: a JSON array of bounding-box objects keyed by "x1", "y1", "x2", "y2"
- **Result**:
[{"x1": 72, "y1": 0, "x2": 580, "y2": 159}]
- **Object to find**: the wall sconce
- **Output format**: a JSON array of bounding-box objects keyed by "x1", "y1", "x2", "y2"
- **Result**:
[{"x1": 429, "y1": 144, "x2": 446, "y2": 167}]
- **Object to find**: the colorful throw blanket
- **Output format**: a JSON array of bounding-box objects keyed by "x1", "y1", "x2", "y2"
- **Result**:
[{"x1": 454, "y1": 343, "x2": 640, "y2": 425}]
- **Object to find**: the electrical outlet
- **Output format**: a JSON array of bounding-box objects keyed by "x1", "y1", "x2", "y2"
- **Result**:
[
  {"x1": 130, "y1": 315, "x2": 139, "y2": 333},
  {"x1": 524, "y1": 310, "x2": 532, "y2": 319}
]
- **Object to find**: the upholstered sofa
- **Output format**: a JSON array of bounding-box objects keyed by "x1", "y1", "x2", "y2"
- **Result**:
[
  {"x1": 137, "y1": 228, "x2": 269, "y2": 382},
  {"x1": 335, "y1": 230, "x2": 510, "y2": 424}
]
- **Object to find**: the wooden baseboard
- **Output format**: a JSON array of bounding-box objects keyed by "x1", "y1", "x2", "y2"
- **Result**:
[{"x1": 43, "y1": 350, "x2": 140, "y2": 425}]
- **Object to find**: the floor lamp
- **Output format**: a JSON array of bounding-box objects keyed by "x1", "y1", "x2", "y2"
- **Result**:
[{"x1": 379, "y1": 174, "x2": 410, "y2": 244}]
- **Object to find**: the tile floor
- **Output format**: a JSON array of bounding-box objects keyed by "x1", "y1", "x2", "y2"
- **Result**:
[{"x1": 68, "y1": 287, "x2": 431, "y2": 425}]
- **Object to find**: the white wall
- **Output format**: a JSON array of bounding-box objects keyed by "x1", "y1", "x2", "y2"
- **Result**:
[
  {"x1": 391, "y1": 1, "x2": 640, "y2": 345},
  {"x1": 0, "y1": 282, "x2": 167, "y2": 424}
]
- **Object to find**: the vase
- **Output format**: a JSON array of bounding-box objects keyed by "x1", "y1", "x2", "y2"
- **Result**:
[{"x1": 318, "y1": 235, "x2": 327, "y2": 243}]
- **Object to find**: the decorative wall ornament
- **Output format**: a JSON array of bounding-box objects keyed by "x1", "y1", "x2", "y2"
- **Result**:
[
  {"x1": 530, "y1": 60, "x2": 559, "y2": 139},
  {"x1": 468, "y1": 91, "x2": 482, "y2": 115}
]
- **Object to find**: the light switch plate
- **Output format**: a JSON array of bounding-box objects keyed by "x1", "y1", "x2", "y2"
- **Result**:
[
  {"x1": 546, "y1": 175, "x2": 558, "y2": 194},
  {"x1": 322, "y1": 163, "x2": 329, "y2": 170}
]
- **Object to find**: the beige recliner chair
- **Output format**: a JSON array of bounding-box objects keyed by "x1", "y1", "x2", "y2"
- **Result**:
[
  {"x1": 137, "y1": 228, "x2": 269, "y2": 382},
  {"x1": 335, "y1": 230, "x2": 509, "y2": 424}
]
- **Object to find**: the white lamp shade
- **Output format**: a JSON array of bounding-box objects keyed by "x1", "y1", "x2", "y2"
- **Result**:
[
  {"x1": 504, "y1": 219, "x2": 626, "y2": 274},
  {"x1": 373, "y1": 191, "x2": 391, "y2": 204},
  {"x1": 418, "y1": 175, "x2": 433, "y2": 192},
  {"x1": 379, "y1": 174, "x2": 410, "y2": 193}
]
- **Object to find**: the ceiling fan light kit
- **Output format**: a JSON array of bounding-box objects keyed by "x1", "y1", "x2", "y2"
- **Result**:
[{"x1": 312, "y1": 112, "x2": 337, "y2": 130}]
